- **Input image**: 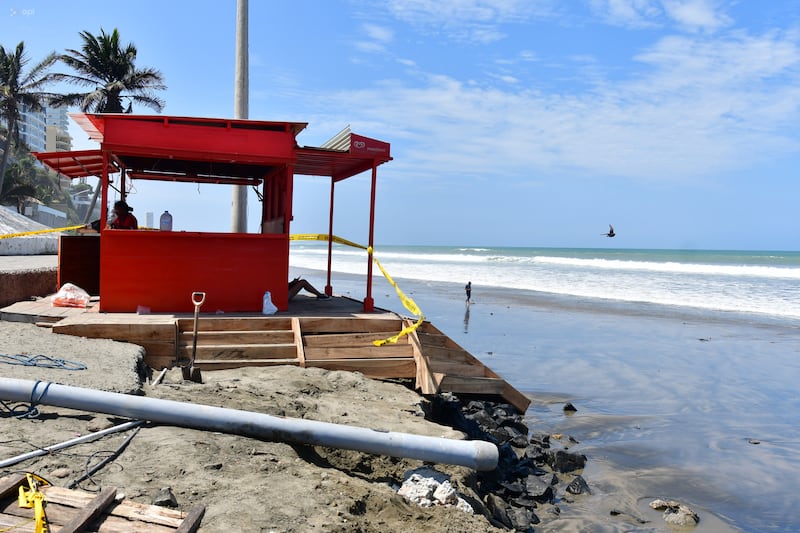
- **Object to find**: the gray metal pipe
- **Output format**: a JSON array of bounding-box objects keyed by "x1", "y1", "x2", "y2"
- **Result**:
[{"x1": 0, "y1": 378, "x2": 498, "y2": 471}]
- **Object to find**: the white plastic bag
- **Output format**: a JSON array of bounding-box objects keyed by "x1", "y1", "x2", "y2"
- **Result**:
[
  {"x1": 262, "y1": 291, "x2": 277, "y2": 315},
  {"x1": 51, "y1": 283, "x2": 91, "y2": 308}
]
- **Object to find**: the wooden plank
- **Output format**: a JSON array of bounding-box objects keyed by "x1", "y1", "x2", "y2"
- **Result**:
[
  {"x1": 0, "y1": 512, "x2": 36, "y2": 531},
  {"x1": 303, "y1": 345, "x2": 413, "y2": 360},
  {"x1": 177, "y1": 330, "x2": 295, "y2": 344},
  {"x1": 306, "y1": 358, "x2": 417, "y2": 378},
  {"x1": 438, "y1": 375, "x2": 506, "y2": 395},
  {"x1": 175, "y1": 504, "x2": 206, "y2": 533},
  {"x1": 176, "y1": 344, "x2": 298, "y2": 360},
  {"x1": 292, "y1": 317, "x2": 306, "y2": 368},
  {"x1": 53, "y1": 320, "x2": 176, "y2": 342},
  {"x1": 58, "y1": 486, "x2": 116, "y2": 533},
  {"x1": 144, "y1": 355, "x2": 176, "y2": 370},
  {"x1": 140, "y1": 341, "x2": 177, "y2": 357},
  {"x1": 192, "y1": 358, "x2": 299, "y2": 370},
  {"x1": 298, "y1": 317, "x2": 403, "y2": 334},
  {"x1": 502, "y1": 383, "x2": 533, "y2": 414},
  {"x1": 41, "y1": 485, "x2": 187, "y2": 528},
  {"x1": 176, "y1": 317, "x2": 293, "y2": 332},
  {"x1": 426, "y1": 361, "x2": 489, "y2": 377},
  {"x1": 0, "y1": 474, "x2": 25, "y2": 500},
  {"x1": 302, "y1": 331, "x2": 408, "y2": 347},
  {"x1": 415, "y1": 345, "x2": 475, "y2": 361}
]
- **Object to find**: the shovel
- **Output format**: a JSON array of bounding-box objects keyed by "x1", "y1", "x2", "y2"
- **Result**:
[{"x1": 181, "y1": 291, "x2": 205, "y2": 383}]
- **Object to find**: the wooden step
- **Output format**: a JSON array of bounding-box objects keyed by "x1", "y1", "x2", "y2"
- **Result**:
[
  {"x1": 178, "y1": 330, "x2": 295, "y2": 344},
  {"x1": 306, "y1": 357, "x2": 416, "y2": 378},
  {"x1": 304, "y1": 344, "x2": 414, "y2": 360},
  {"x1": 177, "y1": 343, "x2": 298, "y2": 360},
  {"x1": 193, "y1": 358, "x2": 300, "y2": 370},
  {"x1": 298, "y1": 317, "x2": 404, "y2": 334},
  {"x1": 176, "y1": 316, "x2": 294, "y2": 332}
]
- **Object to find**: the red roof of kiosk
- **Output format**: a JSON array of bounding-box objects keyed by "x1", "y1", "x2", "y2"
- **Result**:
[{"x1": 35, "y1": 113, "x2": 391, "y2": 183}]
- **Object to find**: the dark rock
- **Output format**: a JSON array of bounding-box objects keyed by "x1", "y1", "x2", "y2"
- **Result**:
[
  {"x1": 510, "y1": 494, "x2": 539, "y2": 509},
  {"x1": 485, "y1": 493, "x2": 513, "y2": 529},
  {"x1": 566, "y1": 475, "x2": 590, "y2": 495},
  {"x1": 152, "y1": 486, "x2": 178, "y2": 508},
  {"x1": 524, "y1": 443, "x2": 548, "y2": 463},
  {"x1": 499, "y1": 480, "x2": 526, "y2": 496},
  {"x1": 529, "y1": 431, "x2": 551, "y2": 448},
  {"x1": 525, "y1": 475, "x2": 555, "y2": 503},
  {"x1": 547, "y1": 449, "x2": 586, "y2": 473},
  {"x1": 507, "y1": 506, "x2": 537, "y2": 532},
  {"x1": 563, "y1": 402, "x2": 577, "y2": 413}
]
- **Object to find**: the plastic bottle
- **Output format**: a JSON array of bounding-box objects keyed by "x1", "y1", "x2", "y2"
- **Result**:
[
  {"x1": 262, "y1": 291, "x2": 277, "y2": 315},
  {"x1": 159, "y1": 210, "x2": 173, "y2": 231}
]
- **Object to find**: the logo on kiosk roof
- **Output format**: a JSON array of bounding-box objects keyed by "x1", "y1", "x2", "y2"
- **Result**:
[{"x1": 353, "y1": 140, "x2": 366, "y2": 149}]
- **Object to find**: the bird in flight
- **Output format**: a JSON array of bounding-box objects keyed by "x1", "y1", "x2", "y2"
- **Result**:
[{"x1": 603, "y1": 224, "x2": 615, "y2": 238}]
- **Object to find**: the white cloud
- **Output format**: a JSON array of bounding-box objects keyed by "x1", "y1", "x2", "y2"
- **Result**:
[
  {"x1": 383, "y1": 0, "x2": 555, "y2": 43},
  {"x1": 302, "y1": 30, "x2": 800, "y2": 186},
  {"x1": 662, "y1": 0, "x2": 732, "y2": 33},
  {"x1": 590, "y1": 0, "x2": 732, "y2": 32}
]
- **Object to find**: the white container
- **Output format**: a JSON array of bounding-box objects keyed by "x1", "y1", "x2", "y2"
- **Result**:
[
  {"x1": 159, "y1": 210, "x2": 173, "y2": 231},
  {"x1": 262, "y1": 291, "x2": 277, "y2": 315}
]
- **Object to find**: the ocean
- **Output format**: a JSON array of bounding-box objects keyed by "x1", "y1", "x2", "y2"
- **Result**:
[{"x1": 290, "y1": 243, "x2": 800, "y2": 532}]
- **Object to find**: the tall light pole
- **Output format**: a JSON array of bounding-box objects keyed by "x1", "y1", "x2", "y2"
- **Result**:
[{"x1": 231, "y1": 0, "x2": 249, "y2": 232}]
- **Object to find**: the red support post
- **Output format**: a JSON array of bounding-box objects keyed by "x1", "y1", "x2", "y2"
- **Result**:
[
  {"x1": 363, "y1": 164, "x2": 377, "y2": 312},
  {"x1": 325, "y1": 177, "x2": 335, "y2": 296}
]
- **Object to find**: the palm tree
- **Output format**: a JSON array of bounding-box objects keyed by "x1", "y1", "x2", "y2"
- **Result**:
[
  {"x1": 0, "y1": 42, "x2": 57, "y2": 196},
  {"x1": 50, "y1": 28, "x2": 166, "y2": 114}
]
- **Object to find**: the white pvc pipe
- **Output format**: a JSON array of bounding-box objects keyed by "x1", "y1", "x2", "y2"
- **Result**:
[
  {"x1": 0, "y1": 420, "x2": 143, "y2": 468},
  {"x1": 0, "y1": 378, "x2": 498, "y2": 471}
]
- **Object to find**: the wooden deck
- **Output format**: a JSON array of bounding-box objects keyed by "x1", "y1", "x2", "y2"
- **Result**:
[
  {"x1": 0, "y1": 473, "x2": 204, "y2": 532},
  {"x1": 1, "y1": 296, "x2": 530, "y2": 412}
]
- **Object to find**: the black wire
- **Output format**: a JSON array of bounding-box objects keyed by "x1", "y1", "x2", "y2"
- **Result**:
[{"x1": 68, "y1": 424, "x2": 143, "y2": 490}]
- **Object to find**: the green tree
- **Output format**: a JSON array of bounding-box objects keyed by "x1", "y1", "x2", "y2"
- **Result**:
[
  {"x1": 50, "y1": 28, "x2": 166, "y2": 114},
  {"x1": 0, "y1": 41, "x2": 57, "y2": 196}
]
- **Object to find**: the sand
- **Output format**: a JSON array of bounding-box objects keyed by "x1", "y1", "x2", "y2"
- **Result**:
[{"x1": 0, "y1": 321, "x2": 506, "y2": 532}]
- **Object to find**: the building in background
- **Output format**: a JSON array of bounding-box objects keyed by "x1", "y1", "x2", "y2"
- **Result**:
[{"x1": 18, "y1": 103, "x2": 47, "y2": 153}]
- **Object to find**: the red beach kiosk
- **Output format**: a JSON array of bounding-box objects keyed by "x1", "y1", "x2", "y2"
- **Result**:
[{"x1": 35, "y1": 114, "x2": 391, "y2": 313}]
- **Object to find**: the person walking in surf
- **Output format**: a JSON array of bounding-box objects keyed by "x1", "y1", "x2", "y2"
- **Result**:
[{"x1": 465, "y1": 281, "x2": 472, "y2": 303}]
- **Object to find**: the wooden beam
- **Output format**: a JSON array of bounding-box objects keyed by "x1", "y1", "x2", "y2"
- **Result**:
[
  {"x1": 0, "y1": 474, "x2": 25, "y2": 500},
  {"x1": 298, "y1": 317, "x2": 403, "y2": 334},
  {"x1": 178, "y1": 330, "x2": 295, "y2": 344},
  {"x1": 177, "y1": 344, "x2": 298, "y2": 360},
  {"x1": 302, "y1": 331, "x2": 408, "y2": 347},
  {"x1": 303, "y1": 345, "x2": 413, "y2": 359},
  {"x1": 176, "y1": 317, "x2": 293, "y2": 332},
  {"x1": 292, "y1": 317, "x2": 306, "y2": 367},
  {"x1": 58, "y1": 486, "x2": 117, "y2": 533},
  {"x1": 305, "y1": 358, "x2": 416, "y2": 378},
  {"x1": 175, "y1": 504, "x2": 206, "y2": 533},
  {"x1": 192, "y1": 358, "x2": 299, "y2": 370}
]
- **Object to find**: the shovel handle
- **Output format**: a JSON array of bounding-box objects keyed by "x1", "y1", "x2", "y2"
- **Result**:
[{"x1": 191, "y1": 292, "x2": 206, "y2": 307}]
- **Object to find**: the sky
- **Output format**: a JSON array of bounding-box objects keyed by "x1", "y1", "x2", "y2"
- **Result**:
[{"x1": 2, "y1": 0, "x2": 799, "y2": 250}]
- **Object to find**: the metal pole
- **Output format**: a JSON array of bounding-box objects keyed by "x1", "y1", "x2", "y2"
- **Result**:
[
  {"x1": 231, "y1": 0, "x2": 249, "y2": 232},
  {"x1": 0, "y1": 378, "x2": 498, "y2": 471}
]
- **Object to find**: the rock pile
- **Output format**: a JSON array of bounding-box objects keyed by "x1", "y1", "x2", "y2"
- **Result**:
[{"x1": 431, "y1": 394, "x2": 588, "y2": 531}]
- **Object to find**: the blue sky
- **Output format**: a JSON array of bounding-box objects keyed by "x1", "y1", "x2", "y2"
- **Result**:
[{"x1": 3, "y1": 1, "x2": 799, "y2": 250}]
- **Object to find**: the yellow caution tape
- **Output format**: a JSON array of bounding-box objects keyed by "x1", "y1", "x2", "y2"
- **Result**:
[
  {"x1": 18, "y1": 473, "x2": 50, "y2": 533},
  {"x1": 0, "y1": 224, "x2": 85, "y2": 239},
  {"x1": 290, "y1": 233, "x2": 424, "y2": 345}
]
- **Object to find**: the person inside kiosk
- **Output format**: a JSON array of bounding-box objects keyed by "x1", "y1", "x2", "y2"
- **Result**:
[{"x1": 109, "y1": 200, "x2": 138, "y2": 229}]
